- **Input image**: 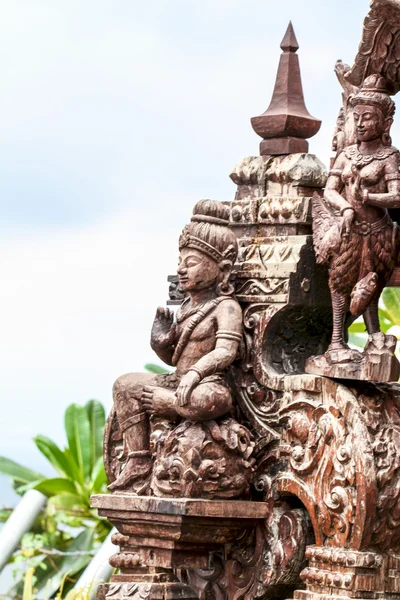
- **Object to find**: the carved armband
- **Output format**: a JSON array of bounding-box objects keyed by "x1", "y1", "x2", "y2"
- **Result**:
[
  {"x1": 215, "y1": 330, "x2": 242, "y2": 343},
  {"x1": 340, "y1": 206, "x2": 354, "y2": 215},
  {"x1": 189, "y1": 362, "x2": 218, "y2": 381},
  {"x1": 328, "y1": 168, "x2": 343, "y2": 178},
  {"x1": 189, "y1": 365, "x2": 204, "y2": 379},
  {"x1": 385, "y1": 173, "x2": 400, "y2": 182},
  {"x1": 188, "y1": 330, "x2": 242, "y2": 381}
]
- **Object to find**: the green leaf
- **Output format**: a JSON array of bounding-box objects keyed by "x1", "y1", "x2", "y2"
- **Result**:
[
  {"x1": 348, "y1": 321, "x2": 367, "y2": 333},
  {"x1": 23, "y1": 567, "x2": 35, "y2": 600},
  {"x1": 64, "y1": 404, "x2": 92, "y2": 481},
  {"x1": 0, "y1": 456, "x2": 44, "y2": 484},
  {"x1": 379, "y1": 306, "x2": 391, "y2": 322},
  {"x1": 56, "y1": 569, "x2": 72, "y2": 600},
  {"x1": 90, "y1": 456, "x2": 107, "y2": 494},
  {"x1": 144, "y1": 363, "x2": 170, "y2": 374},
  {"x1": 43, "y1": 529, "x2": 96, "y2": 597},
  {"x1": 94, "y1": 518, "x2": 112, "y2": 540},
  {"x1": 34, "y1": 435, "x2": 73, "y2": 479},
  {"x1": 383, "y1": 288, "x2": 400, "y2": 326},
  {"x1": 0, "y1": 508, "x2": 12, "y2": 522},
  {"x1": 348, "y1": 332, "x2": 368, "y2": 348},
  {"x1": 34, "y1": 478, "x2": 78, "y2": 498},
  {"x1": 63, "y1": 448, "x2": 85, "y2": 486},
  {"x1": 48, "y1": 493, "x2": 86, "y2": 513},
  {"x1": 28, "y1": 529, "x2": 95, "y2": 597},
  {"x1": 14, "y1": 480, "x2": 45, "y2": 495},
  {"x1": 85, "y1": 400, "x2": 105, "y2": 473}
]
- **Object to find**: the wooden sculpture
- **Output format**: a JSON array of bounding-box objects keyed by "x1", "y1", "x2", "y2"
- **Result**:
[
  {"x1": 306, "y1": 74, "x2": 400, "y2": 381},
  {"x1": 105, "y1": 200, "x2": 255, "y2": 498},
  {"x1": 92, "y1": 4, "x2": 400, "y2": 600}
]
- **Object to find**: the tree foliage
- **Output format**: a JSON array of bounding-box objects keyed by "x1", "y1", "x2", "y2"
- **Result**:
[{"x1": 0, "y1": 400, "x2": 111, "y2": 598}]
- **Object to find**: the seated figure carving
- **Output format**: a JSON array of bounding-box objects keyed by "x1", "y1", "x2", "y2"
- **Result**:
[{"x1": 108, "y1": 200, "x2": 253, "y2": 495}]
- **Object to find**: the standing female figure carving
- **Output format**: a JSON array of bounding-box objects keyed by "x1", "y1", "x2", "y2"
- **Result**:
[{"x1": 311, "y1": 75, "x2": 400, "y2": 371}]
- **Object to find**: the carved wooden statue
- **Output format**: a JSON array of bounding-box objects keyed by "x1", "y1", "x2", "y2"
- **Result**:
[
  {"x1": 92, "y1": 4, "x2": 400, "y2": 600},
  {"x1": 106, "y1": 200, "x2": 254, "y2": 498},
  {"x1": 306, "y1": 74, "x2": 400, "y2": 381}
]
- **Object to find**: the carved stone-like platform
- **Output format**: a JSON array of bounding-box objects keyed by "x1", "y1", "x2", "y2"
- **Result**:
[
  {"x1": 297, "y1": 546, "x2": 400, "y2": 600},
  {"x1": 91, "y1": 495, "x2": 268, "y2": 599},
  {"x1": 306, "y1": 333, "x2": 400, "y2": 383}
]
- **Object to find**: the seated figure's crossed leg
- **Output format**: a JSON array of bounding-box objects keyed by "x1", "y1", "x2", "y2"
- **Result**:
[{"x1": 108, "y1": 372, "x2": 155, "y2": 490}]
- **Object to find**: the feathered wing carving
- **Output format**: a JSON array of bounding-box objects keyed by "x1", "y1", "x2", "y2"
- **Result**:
[
  {"x1": 312, "y1": 193, "x2": 341, "y2": 265},
  {"x1": 346, "y1": 0, "x2": 400, "y2": 93},
  {"x1": 332, "y1": 61, "x2": 359, "y2": 156}
]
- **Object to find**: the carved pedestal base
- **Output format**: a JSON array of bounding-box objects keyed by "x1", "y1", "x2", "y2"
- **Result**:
[
  {"x1": 91, "y1": 495, "x2": 268, "y2": 600},
  {"x1": 296, "y1": 546, "x2": 400, "y2": 600},
  {"x1": 97, "y1": 576, "x2": 198, "y2": 600},
  {"x1": 305, "y1": 333, "x2": 400, "y2": 382}
]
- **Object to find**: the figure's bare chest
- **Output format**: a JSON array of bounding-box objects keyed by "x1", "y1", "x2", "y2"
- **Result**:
[
  {"x1": 342, "y1": 159, "x2": 385, "y2": 187},
  {"x1": 176, "y1": 313, "x2": 217, "y2": 343}
]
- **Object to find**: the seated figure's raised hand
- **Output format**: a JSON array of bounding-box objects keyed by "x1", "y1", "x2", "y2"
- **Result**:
[{"x1": 151, "y1": 307, "x2": 175, "y2": 349}]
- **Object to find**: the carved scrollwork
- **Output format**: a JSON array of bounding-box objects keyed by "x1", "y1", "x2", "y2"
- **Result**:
[
  {"x1": 357, "y1": 384, "x2": 400, "y2": 550},
  {"x1": 103, "y1": 408, "x2": 122, "y2": 485},
  {"x1": 243, "y1": 304, "x2": 278, "y2": 331},
  {"x1": 183, "y1": 505, "x2": 313, "y2": 600},
  {"x1": 278, "y1": 399, "x2": 356, "y2": 548},
  {"x1": 232, "y1": 368, "x2": 282, "y2": 440},
  {"x1": 236, "y1": 278, "x2": 289, "y2": 297}
]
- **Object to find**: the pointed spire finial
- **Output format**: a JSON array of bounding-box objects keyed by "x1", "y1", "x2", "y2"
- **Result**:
[
  {"x1": 250, "y1": 22, "x2": 321, "y2": 156},
  {"x1": 280, "y1": 21, "x2": 299, "y2": 53}
]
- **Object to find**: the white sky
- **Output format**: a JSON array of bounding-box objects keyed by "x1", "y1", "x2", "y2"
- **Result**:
[{"x1": 0, "y1": 0, "x2": 379, "y2": 505}]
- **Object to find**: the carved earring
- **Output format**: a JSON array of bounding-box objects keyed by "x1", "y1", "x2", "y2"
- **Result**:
[
  {"x1": 217, "y1": 280, "x2": 235, "y2": 296},
  {"x1": 217, "y1": 260, "x2": 235, "y2": 296},
  {"x1": 382, "y1": 132, "x2": 392, "y2": 146}
]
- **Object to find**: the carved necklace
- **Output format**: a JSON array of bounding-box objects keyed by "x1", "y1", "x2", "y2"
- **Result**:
[{"x1": 345, "y1": 144, "x2": 399, "y2": 168}]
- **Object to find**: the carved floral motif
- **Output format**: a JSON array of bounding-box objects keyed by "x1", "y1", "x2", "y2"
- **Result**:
[
  {"x1": 183, "y1": 505, "x2": 312, "y2": 600},
  {"x1": 279, "y1": 399, "x2": 356, "y2": 548},
  {"x1": 357, "y1": 384, "x2": 400, "y2": 550},
  {"x1": 151, "y1": 419, "x2": 255, "y2": 499}
]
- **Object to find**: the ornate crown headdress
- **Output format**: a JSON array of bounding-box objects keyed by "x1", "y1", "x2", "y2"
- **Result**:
[
  {"x1": 179, "y1": 214, "x2": 236, "y2": 264},
  {"x1": 351, "y1": 75, "x2": 395, "y2": 119}
]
